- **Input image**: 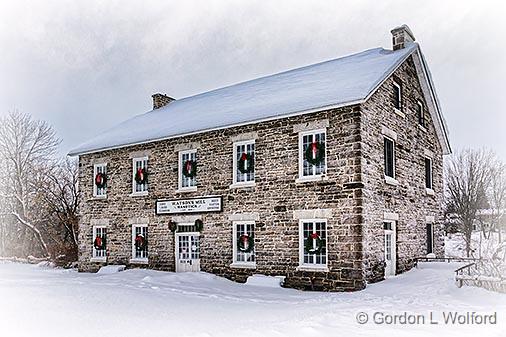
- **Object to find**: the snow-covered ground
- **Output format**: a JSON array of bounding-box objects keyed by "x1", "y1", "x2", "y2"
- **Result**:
[
  {"x1": 445, "y1": 231, "x2": 501, "y2": 259},
  {"x1": 0, "y1": 262, "x2": 504, "y2": 337}
]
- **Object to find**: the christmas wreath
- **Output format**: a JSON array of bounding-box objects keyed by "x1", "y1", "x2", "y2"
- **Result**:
[
  {"x1": 194, "y1": 219, "x2": 203, "y2": 232},
  {"x1": 237, "y1": 153, "x2": 254, "y2": 174},
  {"x1": 304, "y1": 233, "x2": 323, "y2": 254},
  {"x1": 182, "y1": 160, "x2": 197, "y2": 178},
  {"x1": 93, "y1": 235, "x2": 106, "y2": 250},
  {"x1": 238, "y1": 234, "x2": 254, "y2": 253},
  {"x1": 94, "y1": 172, "x2": 107, "y2": 189},
  {"x1": 134, "y1": 234, "x2": 147, "y2": 251},
  {"x1": 135, "y1": 168, "x2": 148, "y2": 185},
  {"x1": 304, "y1": 141, "x2": 325, "y2": 165}
]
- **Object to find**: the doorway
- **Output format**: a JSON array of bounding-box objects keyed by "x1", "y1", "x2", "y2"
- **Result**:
[
  {"x1": 384, "y1": 221, "x2": 396, "y2": 277},
  {"x1": 175, "y1": 232, "x2": 200, "y2": 272}
]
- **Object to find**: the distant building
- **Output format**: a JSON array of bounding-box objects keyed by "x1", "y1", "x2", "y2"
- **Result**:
[{"x1": 70, "y1": 25, "x2": 451, "y2": 291}]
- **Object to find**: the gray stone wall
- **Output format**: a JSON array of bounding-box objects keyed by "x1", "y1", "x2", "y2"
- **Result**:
[
  {"x1": 360, "y1": 55, "x2": 445, "y2": 283},
  {"x1": 77, "y1": 55, "x2": 445, "y2": 291},
  {"x1": 78, "y1": 105, "x2": 365, "y2": 291}
]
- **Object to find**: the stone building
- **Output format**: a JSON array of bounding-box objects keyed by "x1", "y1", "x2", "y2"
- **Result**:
[{"x1": 70, "y1": 25, "x2": 451, "y2": 291}]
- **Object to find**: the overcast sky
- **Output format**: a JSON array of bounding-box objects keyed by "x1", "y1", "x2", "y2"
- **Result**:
[{"x1": 1, "y1": 0, "x2": 505, "y2": 159}]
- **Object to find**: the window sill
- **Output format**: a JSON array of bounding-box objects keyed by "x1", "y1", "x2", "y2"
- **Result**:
[
  {"x1": 130, "y1": 191, "x2": 149, "y2": 197},
  {"x1": 426, "y1": 188, "x2": 435, "y2": 196},
  {"x1": 129, "y1": 258, "x2": 148, "y2": 265},
  {"x1": 418, "y1": 124, "x2": 427, "y2": 132},
  {"x1": 394, "y1": 108, "x2": 405, "y2": 118},
  {"x1": 385, "y1": 176, "x2": 399, "y2": 186},
  {"x1": 296, "y1": 265, "x2": 329, "y2": 272},
  {"x1": 295, "y1": 175, "x2": 328, "y2": 184},
  {"x1": 92, "y1": 195, "x2": 107, "y2": 200},
  {"x1": 229, "y1": 182, "x2": 256, "y2": 189},
  {"x1": 230, "y1": 262, "x2": 256, "y2": 269},
  {"x1": 90, "y1": 257, "x2": 106, "y2": 263},
  {"x1": 176, "y1": 187, "x2": 198, "y2": 193}
]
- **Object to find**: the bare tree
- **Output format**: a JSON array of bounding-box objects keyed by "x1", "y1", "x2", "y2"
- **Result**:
[
  {"x1": 42, "y1": 158, "x2": 80, "y2": 260},
  {"x1": 445, "y1": 149, "x2": 492, "y2": 257},
  {"x1": 488, "y1": 159, "x2": 506, "y2": 242},
  {"x1": 0, "y1": 111, "x2": 60, "y2": 257}
]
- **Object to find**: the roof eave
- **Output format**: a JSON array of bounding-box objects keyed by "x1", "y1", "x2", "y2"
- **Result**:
[{"x1": 68, "y1": 99, "x2": 365, "y2": 157}]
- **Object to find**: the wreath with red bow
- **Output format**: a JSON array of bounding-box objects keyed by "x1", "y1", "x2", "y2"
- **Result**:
[
  {"x1": 237, "y1": 153, "x2": 254, "y2": 174},
  {"x1": 93, "y1": 235, "x2": 106, "y2": 250},
  {"x1": 238, "y1": 234, "x2": 254, "y2": 253},
  {"x1": 134, "y1": 234, "x2": 147, "y2": 251},
  {"x1": 95, "y1": 172, "x2": 107, "y2": 189},
  {"x1": 304, "y1": 233, "x2": 323, "y2": 254},
  {"x1": 304, "y1": 141, "x2": 325, "y2": 165},
  {"x1": 182, "y1": 160, "x2": 197, "y2": 178},
  {"x1": 135, "y1": 168, "x2": 148, "y2": 185}
]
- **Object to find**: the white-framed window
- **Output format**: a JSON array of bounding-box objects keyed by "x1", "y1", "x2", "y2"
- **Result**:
[
  {"x1": 232, "y1": 221, "x2": 255, "y2": 266},
  {"x1": 132, "y1": 157, "x2": 148, "y2": 195},
  {"x1": 299, "y1": 129, "x2": 327, "y2": 179},
  {"x1": 384, "y1": 137, "x2": 395, "y2": 179},
  {"x1": 93, "y1": 163, "x2": 107, "y2": 198},
  {"x1": 299, "y1": 219, "x2": 327, "y2": 268},
  {"x1": 92, "y1": 226, "x2": 107, "y2": 261},
  {"x1": 131, "y1": 224, "x2": 148, "y2": 263},
  {"x1": 178, "y1": 149, "x2": 197, "y2": 190},
  {"x1": 425, "y1": 157, "x2": 433, "y2": 190},
  {"x1": 233, "y1": 140, "x2": 255, "y2": 185},
  {"x1": 393, "y1": 80, "x2": 402, "y2": 111}
]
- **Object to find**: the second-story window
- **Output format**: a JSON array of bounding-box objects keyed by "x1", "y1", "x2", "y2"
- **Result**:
[
  {"x1": 132, "y1": 157, "x2": 148, "y2": 195},
  {"x1": 425, "y1": 157, "x2": 433, "y2": 190},
  {"x1": 233, "y1": 140, "x2": 255, "y2": 185},
  {"x1": 299, "y1": 129, "x2": 326, "y2": 179},
  {"x1": 393, "y1": 80, "x2": 402, "y2": 111},
  {"x1": 93, "y1": 163, "x2": 107, "y2": 198},
  {"x1": 384, "y1": 137, "x2": 395, "y2": 179},
  {"x1": 417, "y1": 101, "x2": 426, "y2": 127},
  {"x1": 179, "y1": 149, "x2": 197, "y2": 190}
]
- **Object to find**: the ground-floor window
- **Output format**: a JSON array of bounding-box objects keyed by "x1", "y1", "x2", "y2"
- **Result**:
[
  {"x1": 92, "y1": 226, "x2": 107, "y2": 260},
  {"x1": 132, "y1": 225, "x2": 148, "y2": 261},
  {"x1": 233, "y1": 221, "x2": 255, "y2": 265},
  {"x1": 299, "y1": 219, "x2": 327, "y2": 267},
  {"x1": 426, "y1": 223, "x2": 434, "y2": 254}
]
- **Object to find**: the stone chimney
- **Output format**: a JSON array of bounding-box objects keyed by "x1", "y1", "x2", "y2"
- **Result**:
[
  {"x1": 391, "y1": 25, "x2": 415, "y2": 50},
  {"x1": 152, "y1": 93, "x2": 175, "y2": 109}
]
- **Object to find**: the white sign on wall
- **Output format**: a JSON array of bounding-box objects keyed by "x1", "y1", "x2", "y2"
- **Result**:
[{"x1": 156, "y1": 196, "x2": 223, "y2": 214}]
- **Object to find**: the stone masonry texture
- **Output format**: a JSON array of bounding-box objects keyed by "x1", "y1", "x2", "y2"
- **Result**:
[{"x1": 77, "y1": 54, "x2": 444, "y2": 291}]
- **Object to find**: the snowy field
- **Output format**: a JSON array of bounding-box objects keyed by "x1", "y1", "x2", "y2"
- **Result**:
[{"x1": 0, "y1": 262, "x2": 504, "y2": 337}]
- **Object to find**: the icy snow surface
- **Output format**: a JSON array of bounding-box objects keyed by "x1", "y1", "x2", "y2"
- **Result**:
[
  {"x1": 0, "y1": 261, "x2": 504, "y2": 337},
  {"x1": 245, "y1": 274, "x2": 285, "y2": 287},
  {"x1": 97, "y1": 264, "x2": 126, "y2": 274},
  {"x1": 69, "y1": 44, "x2": 417, "y2": 155}
]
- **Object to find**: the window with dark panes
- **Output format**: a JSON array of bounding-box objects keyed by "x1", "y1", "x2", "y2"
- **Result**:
[
  {"x1": 384, "y1": 137, "x2": 395, "y2": 178},
  {"x1": 417, "y1": 101, "x2": 425, "y2": 127},
  {"x1": 425, "y1": 157, "x2": 433, "y2": 189},
  {"x1": 393, "y1": 81, "x2": 402, "y2": 110}
]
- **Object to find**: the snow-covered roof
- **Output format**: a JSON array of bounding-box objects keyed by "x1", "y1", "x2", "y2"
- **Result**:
[{"x1": 70, "y1": 42, "x2": 440, "y2": 156}]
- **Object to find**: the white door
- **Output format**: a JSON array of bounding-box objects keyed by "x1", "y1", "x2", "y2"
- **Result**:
[
  {"x1": 175, "y1": 232, "x2": 200, "y2": 272},
  {"x1": 384, "y1": 221, "x2": 396, "y2": 277}
]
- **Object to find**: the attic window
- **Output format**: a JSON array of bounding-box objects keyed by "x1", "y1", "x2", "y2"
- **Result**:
[
  {"x1": 393, "y1": 80, "x2": 402, "y2": 111},
  {"x1": 417, "y1": 101, "x2": 426, "y2": 127}
]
